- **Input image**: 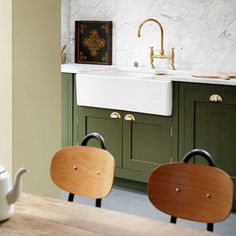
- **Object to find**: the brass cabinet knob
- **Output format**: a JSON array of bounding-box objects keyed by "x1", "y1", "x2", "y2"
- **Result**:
[
  {"x1": 110, "y1": 112, "x2": 121, "y2": 119},
  {"x1": 124, "y1": 114, "x2": 135, "y2": 122},
  {"x1": 209, "y1": 94, "x2": 223, "y2": 102}
]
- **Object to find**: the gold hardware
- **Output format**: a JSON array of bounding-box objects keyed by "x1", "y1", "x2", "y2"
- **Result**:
[
  {"x1": 124, "y1": 114, "x2": 135, "y2": 122},
  {"x1": 209, "y1": 94, "x2": 223, "y2": 102},
  {"x1": 176, "y1": 187, "x2": 181, "y2": 193},
  {"x1": 150, "y1": 47, "x2": 155, "y2": 69},
  {"x1": 137, "y1": 18, "x2": 176, "y2": 70},
  {"x1": 206, "y1": 193, "x2": 211, "y2": 198},
  {"x1": 170, "y1": 47, "x2": 176, "y2": 70},
  {"x1": 73, "y1": 165, "x2": 78, "y2": 171},
  {"x1": 96, "y1": 170, "x2": 100, "y2": 175},
  {"x1": 138, "y1": 18, "x2": 164, "y2": 56},
  {"x1": 110, "y1": 112, "x2": 121, "y2": 119}
]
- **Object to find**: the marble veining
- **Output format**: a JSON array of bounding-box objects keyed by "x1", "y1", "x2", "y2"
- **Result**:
[
  {"x1": 61, "y1": 0, "x2": 236, "y2": 72},
  {"x1": 61, "y1": 64, "x2": 236, "y2": 87}
]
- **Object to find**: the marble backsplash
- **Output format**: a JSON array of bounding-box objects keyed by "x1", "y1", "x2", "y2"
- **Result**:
[{"x1": 61, "y1": 0, "x2": 236, "y2": 72}]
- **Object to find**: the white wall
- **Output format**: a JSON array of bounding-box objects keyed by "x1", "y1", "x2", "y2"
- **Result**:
[
  {"x1": 61, "y1": 0, "x2": 70, "y2": 47},
  {"x1": 62, "y1": 0, "x2": 236, "y2": 72},
  {"x1": 0, "y1": 0, "x2": 12, "y2": 175}
]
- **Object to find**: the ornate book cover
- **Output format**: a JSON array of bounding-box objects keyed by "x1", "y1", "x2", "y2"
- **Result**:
[{"x1": 75, "y1": 21, "x2": 112, "y2": 65}]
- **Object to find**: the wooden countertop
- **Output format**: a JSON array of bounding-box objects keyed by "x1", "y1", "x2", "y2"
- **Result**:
[{"x1": 0, "y1": 193, "x2": 220, "y2": 236}]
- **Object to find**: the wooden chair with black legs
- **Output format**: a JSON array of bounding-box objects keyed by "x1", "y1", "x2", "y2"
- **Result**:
[
  {"x1": 148, "y1": 149, "x2": 234, "y2": 232},
  {"x1": 50, "y1": 132, "x2": 115, "y2": 208}
]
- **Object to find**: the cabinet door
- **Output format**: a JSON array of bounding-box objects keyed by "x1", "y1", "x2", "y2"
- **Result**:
[
  {"x1": 77, "y1": 107, "x2": 122, "y2": 168},
  {"x1": 179, "y1": 83, "x2": 236, "y2": 178},
  {"x1": 123, "y1": 112, "x2": 173, "y2": 173},
  {"x1": 62, "y1": 73, "x2": 75, "y2": 147}
]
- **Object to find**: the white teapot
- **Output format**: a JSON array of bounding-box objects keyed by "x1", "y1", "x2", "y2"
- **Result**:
[{"x1": 0, "y1": 164, "x2": 28, "y2": 221}]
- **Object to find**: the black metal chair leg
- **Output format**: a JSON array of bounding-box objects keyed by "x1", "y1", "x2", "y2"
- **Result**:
[
  {"x1": 96, "y1": 198, "x2": 102, "y2": 208},
  {"x1": 207, "y1": 223, "x2": 214, "y2": 232},
  {"x1": 170, "y1": 216, "x2": 177, "y2": 224},
  {"x1": 68, "y1": 193, "x2": 74, "y2": 202}
]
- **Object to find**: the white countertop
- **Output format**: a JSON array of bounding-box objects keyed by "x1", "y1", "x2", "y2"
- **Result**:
[
  {"x1": 61, "y1": 63, "x2": 236, "y2": 86},
  {"x1": 61, "y1": 63, "x2": 114, "y2": 73}
]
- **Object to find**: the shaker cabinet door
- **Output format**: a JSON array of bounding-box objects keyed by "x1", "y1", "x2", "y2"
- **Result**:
[
  {"x1": 77, "y1": 107, "x2": 123, "y2": 168},
  {"x1": 179, "y1": 83, "x2": 236, "y2": 178},
  {"x1": 123, "y1": 112, "x2": 173, "y2": 173}
]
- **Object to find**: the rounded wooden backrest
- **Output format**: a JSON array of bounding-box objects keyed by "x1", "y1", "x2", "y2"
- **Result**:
[
  {"x1": 148, "y1": 163, "x2": 233, "y2": 223},
  {"x1": 50, "y1": 146, "x2": 115, "y2": 199}
]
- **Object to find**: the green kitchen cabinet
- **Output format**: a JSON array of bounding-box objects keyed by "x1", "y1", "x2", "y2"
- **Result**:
[
  {"x1": 62, "y1": 72, "x2": 236, "y2": 210},
  {"x1": 76, "y1": 107, "x2": 123, "y2": 168},
  {"x1": 178, "y1": 82, "x2": 236, "y2": 210},
  {"x1": 61, "y1": 73, "x2": 77, "y2": 147},
  {"x1": 76, "y1": 106, "x2": 174, "y2": 182}
]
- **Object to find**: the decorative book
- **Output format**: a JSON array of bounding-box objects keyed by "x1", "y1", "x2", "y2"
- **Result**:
[{"x1": 75, "y1": 21, "x2": 112, "y2": 65}]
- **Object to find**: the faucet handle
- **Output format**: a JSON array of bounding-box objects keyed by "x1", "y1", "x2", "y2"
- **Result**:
[
  {"x1": 149, "y1": 47, "x2": 155, "y2": 69},
  {"x1": 170, "y1": 47, "x2": 176, "y2": 70},
  {"x1": 149, "y1": 46, "x2": 154, "y2": 54},
  {"x1": 170, "y1": 47, "x2": 182, "y2": 70}
]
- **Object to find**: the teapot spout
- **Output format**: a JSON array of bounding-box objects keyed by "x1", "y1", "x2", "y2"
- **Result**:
[{"x1": 7, "y1": 167, "x2": 28, "y2": 204}]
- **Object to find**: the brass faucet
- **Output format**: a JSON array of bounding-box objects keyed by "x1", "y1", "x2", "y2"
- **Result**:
[{"x1": 137, "y1": 18, "x2": 176, "y2": 70}]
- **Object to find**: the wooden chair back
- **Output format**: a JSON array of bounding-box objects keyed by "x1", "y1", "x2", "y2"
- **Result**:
[
  {"x1": 51, "y1": 145, "x2": 115, "y2": 199},
  {"x1": 148, "y1": 149, "x2": 233, "y2": 231}
]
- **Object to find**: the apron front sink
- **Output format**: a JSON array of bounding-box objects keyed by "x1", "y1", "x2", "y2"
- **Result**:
[{"x1": 76, "y1": 68, "x2": 172, "y2": 116}]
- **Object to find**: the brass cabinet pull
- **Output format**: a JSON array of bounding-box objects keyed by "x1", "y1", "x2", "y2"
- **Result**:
[
  {"x1": 209, "y1": 94, "x2": 223, "y2": 102},
  {"x1": 124, "y1": 114, "x2": 135, "y2": 122},
  {"x1": 110, "y1": 112, "x2": 121, "y2": 119}
]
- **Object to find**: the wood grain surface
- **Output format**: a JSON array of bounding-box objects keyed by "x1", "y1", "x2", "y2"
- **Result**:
[
  {"x1": 192, "y1": 72, "x2": 236, "y2": 80},
  {"x1": 0, "y1": 193, "x2": 221, "y2": 236},
  {"x1": 148, "y1": 163, "x2": 233, "y2": 223},
  {"x1": 50, "y1": 146, "x2": 115, "y2": 199}
]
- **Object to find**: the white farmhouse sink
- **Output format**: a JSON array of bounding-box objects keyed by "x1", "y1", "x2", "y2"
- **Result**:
[{"x1": 76, "y1": 68, "x2": 172, "y2": 116}]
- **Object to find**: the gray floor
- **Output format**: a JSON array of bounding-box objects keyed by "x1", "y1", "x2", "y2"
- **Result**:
[{"x1": 63, "y1": 186, "x2": 236, "y2": 235}]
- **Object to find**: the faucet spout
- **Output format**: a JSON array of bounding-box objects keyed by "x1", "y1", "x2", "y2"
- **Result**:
[{"x1": 137, "y1": 18, "x2": 164, "y2": 56}]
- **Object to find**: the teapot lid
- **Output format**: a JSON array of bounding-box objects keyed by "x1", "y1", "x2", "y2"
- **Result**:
[{"x1": 0, "y1": 165, "x2": 6, "y2": 174}]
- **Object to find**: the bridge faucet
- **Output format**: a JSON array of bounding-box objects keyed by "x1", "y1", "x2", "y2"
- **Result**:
[{"x1": 137, "y1": 18, "x2": 176, "y2": 70}]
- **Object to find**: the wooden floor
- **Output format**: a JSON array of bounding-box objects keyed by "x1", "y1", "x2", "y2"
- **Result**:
[{"x1": 62, "y1": 186, "x2": 236, "y2": 236}]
